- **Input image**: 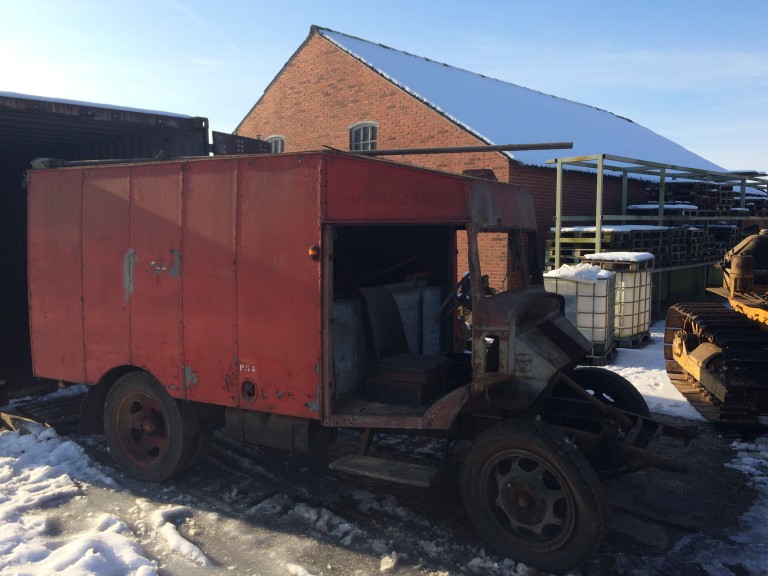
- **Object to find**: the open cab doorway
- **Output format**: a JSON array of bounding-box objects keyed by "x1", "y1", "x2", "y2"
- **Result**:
[
  {"x1": 324, "y1": 222, "x2": 552, "y2": 431},
  {"x1": 326, "y1": 223, "x2": 461, "y2": 428}
]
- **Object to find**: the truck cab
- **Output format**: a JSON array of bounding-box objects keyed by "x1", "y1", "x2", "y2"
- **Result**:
[{"x1": 323, "y1": 218, "x2": 589, "y2": 433}]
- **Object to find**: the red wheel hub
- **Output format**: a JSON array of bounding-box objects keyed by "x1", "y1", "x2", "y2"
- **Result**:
[
  {"x1": 114, "y1": 392, "x2": 169, "y2": 466},
  {"x1": 140, "y1": 413, "x2": 162, "y2": 435}
]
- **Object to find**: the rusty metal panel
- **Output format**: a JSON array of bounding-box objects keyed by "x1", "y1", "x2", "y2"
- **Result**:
[
  {"x1": 129, "y1": 163, "x2": 183, "y2": 393},
  {"x1": 468, "y1": 179, "x2": 537, "y2": 231},
  {"x1": 324, "y1": 154, "x2": 468, "y2": 223},
  {"x1": 82, "y1": 166, "x2": 131, "y2": 381},
  {"x1": 236, "y1": 155, "x2": 323, "y2": 418},
  {"x1": 28, "y1": 169, "x2": 86, "y2": 381},
  {"x1": 181, "y1": 159, "x2": 238, "y2": 406},
  {"x1": 324, "y1": 154, "x2": 537, "y2": 231}
]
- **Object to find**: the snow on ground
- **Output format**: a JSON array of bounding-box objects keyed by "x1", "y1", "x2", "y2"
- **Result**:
[
  {"x1": 0, "y1": 321, "x2": 766, "y2": 575},
  {"x1": 607, "y1": 321, "x2": 705, "y2": 422},
  {"x1": 0, "y1": 420, "x2": 158, "y2": 575},
  {"x1": 605, "y1": 322, "x2": 767, "y2": 576},
  {"x1": 688, "y1": 436, "x2": 768, "y2": 575}
]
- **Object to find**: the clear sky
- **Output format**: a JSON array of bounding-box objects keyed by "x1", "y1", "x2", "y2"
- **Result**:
[{"x1": 3, "y1": 0, "x2": 766, "y2": 173}]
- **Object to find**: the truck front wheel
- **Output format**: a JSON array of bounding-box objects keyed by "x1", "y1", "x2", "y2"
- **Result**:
[
  {"x1": 104, "y1": 372, "x2": 196, "y2": 482},
  {"x1": 461, "y1": 420, "x2": 607, "y2": 573},
  {"x1": 570, "y1": 367, "x2": 650, "y2": 417}
]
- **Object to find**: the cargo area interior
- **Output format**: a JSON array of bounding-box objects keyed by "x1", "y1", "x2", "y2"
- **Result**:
[{"x1": 330, "y1": 224, "x2": 471, "y2": 413}]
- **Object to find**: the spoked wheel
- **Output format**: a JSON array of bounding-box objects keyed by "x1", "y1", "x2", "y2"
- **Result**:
[
  {"x1": 569, "y1": 366, "x2": 650, "y2": 417},
  {"x1": 461, "y1": 420, "x2": 607, "y2": 573},
  {"x1": 104, "y1": 372, "x2": 196, "y2": 481}
]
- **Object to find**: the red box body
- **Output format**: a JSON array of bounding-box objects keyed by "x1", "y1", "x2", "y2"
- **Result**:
[{"x1": 27, "y1": 152, "x2": 507, "y2": 420}]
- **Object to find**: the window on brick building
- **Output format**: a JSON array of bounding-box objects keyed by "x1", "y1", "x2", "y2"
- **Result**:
[
  {"x1": 266, "y1": 136, "x2": 285, "y2": 153},
  {"x1": 349, "y1": 122, "x2": 377, "y2": 151}
]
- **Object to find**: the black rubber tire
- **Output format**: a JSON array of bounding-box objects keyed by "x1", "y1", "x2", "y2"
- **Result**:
[
  {"x1": 570, "y1": 367, "x2": 650, "y2": 417},
  {"x1": 461, "y1": 420, "x2": 608, "y2": 574},
  {"x1": 104, "y1": 372, "x2": 196, "y2": 482}
]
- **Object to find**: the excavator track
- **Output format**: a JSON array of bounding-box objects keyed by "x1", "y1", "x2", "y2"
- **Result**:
[{"x1": 664, "y1": 302, "x2": 768, "y2": 428}]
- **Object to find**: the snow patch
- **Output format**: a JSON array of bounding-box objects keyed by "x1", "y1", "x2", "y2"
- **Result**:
[
  {"x1": 352, "y1": 491, "x2": 429, "y2": 527},
  {"x1": 285, "y1": 563, "x2": 317, "y2": 576},
  {"x1": 379, "y1": 551, "x2": 398, "y2": 572},
  {"x1": 289, "y1": 502, "x2": 363, "y2": 546},
  {"x1": 583, "y1": 251, "x2": 655, "y2": 262},
  {"x1": 606, "y1": 320, "x2": 705, "y2": 421},
  {"x1": 726, "y1": 438, "x2": 768, "y2": 544},
  {"x1": 149, "y1": 505, "x2": 210, "y2": 566},
  {"x1": 543, "y1": 263, "x2": 612, "y2": 282},
  {"x1": 0, "y1": 424, "x2": 158, "y2": 575}
]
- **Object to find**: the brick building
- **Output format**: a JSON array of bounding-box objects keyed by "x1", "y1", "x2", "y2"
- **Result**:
[{"x1": 236, "y1": 26, "x2": 725, "y2": 288}]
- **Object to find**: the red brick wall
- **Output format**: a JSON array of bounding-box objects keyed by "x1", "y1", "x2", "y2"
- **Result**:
[
  {"x1": 509, "y1": 164, "x2": 648, "y2": 243},
  {"x1": 237, "y1": 34, "x2": 510, "y2": 181},
  {"x1": 237, "y1": 32, "x2": 648, "y2": 289},
  {"x1": 455, "y1": 232, "x2": 528, "y2": 293}
]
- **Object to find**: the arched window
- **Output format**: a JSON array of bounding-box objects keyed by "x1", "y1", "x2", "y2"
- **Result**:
[
  {"x1": 349, "y1": 122, "x2": 377, "y2": 151},
  {"x1": 266, "y1": 135, "x2": 285, "y2": 153}
]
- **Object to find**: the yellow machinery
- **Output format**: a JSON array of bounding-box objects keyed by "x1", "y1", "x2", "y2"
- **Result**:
[{"x1": 665, "y1": 231, "x2": 768, "y2": 426}]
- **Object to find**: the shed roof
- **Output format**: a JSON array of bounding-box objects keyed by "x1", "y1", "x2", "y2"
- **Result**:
[
  {"x1": 316, "y1": 27, "x2": 725, "y2": 172},
  {"x1": 0, "y1": 92, "x2": 209, "y2": 164}
]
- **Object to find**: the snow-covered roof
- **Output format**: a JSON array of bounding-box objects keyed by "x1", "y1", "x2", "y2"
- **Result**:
[{"x1": 316, "y1": 28, "x2": 725, "y2": 172}]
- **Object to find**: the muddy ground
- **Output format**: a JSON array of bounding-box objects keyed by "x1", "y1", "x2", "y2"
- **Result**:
[{"x1": 59, "y1": 411, "x2": 759, "y2": 576}]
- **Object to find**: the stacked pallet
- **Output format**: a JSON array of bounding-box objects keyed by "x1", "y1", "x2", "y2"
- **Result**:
[
  {"x1": 645, "y1": 182, "x2": 768, "y2": 217},
  {"x1": 709, "y1": 224, "x2": 741, "y2": 260},
  {"x1": 626, "y1": 202, "x2": 698, "y2": 217},
  {"x1": 683, "y1": 227, "x2": 704, "y2": 265},
  {"x1": 546, "y1": 224, "x2": 741, "y2": 270},
  {"x1": 746, "y1": 194, "x2": 768, "y2": 216}
]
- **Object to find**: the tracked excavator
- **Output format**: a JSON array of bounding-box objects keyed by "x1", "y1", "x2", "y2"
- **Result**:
[{"x1": 665, "y1": 230, "x2": 768, "y2": 427}]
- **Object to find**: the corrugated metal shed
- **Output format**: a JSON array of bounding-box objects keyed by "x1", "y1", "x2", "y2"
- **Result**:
[
  {"x1": 0, "y1": 92, "x2": 212, "y2": 375},
  {"x1": 0, "y1": 92, "x2": 210, "y2": 162}
]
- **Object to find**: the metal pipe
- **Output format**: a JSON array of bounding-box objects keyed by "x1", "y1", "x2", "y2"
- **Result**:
[
  {"x1": 555, "y1": 158, "x2": 564, "y2": 269},
  {"x1": 30, "y1": 154, "x2": 199, "y2": 169},
  {"x1": 595, "y1": 155, "x2": 605, "y2": 253},
  {"x1": 560, "y1": 426, "x2": 687, "y2": 473}
]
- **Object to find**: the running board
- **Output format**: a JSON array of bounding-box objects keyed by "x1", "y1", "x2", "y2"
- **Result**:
[{"x1": 329, "y1": 455, "x2": 439, "y2": 487}]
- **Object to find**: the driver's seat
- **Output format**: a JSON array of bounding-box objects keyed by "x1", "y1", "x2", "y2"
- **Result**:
[{"x1": 359, "y1": 287, "x2": 450, "y2": 405}]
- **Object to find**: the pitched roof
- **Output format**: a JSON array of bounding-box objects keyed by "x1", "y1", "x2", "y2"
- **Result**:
[{"x1": 316, "y1": 27, "x2": 725, "y2": 172}]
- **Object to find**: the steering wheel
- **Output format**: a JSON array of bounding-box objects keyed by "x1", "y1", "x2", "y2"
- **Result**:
[{"x1": 436, "y1": 273, "x2": 472, "y2": 321}]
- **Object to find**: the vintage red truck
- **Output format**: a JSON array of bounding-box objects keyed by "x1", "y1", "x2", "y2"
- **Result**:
[{"x1": 25, "y1": 151, "x2": 688, "y2": 572}]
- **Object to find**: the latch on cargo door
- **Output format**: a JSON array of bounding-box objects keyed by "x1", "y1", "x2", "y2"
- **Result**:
[{"x1": 150, "y1": 249, "x2": 181, "y2": 276}]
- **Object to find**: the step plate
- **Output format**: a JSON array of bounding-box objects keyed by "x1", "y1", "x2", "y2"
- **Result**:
[{"x1": 329, "y1": 454, "x2": 438, "y2": 487}]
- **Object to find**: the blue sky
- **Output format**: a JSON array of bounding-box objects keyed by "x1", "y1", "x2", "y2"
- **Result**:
[{"x1": 2, "y1": 0, "x2": 767, "y2": 172}]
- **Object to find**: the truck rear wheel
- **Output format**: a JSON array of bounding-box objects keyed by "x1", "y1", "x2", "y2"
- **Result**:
[
  {"x1": 104, "y1": 372, "x2": 196, "y2": 481},
  {"x1": 461, "y1": 420, "x2": 607, "y2": 573}
]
